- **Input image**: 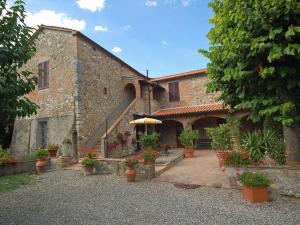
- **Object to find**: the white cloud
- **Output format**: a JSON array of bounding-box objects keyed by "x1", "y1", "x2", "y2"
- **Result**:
[
  {"x1": 25, "y1": 10, "x2": 86, "y2": 31},
  {"x1": 122, "y1": 24, "x2": 131, "y2": 30},
  {"x1": 112, "y1": 46, "x2": 122, "y2": 54},
  {"x1": 161, "y1": 41, "x2": 168, "y2": 45},
  {"x1": 181, "y1": 0, "x2": 191, "y2": 6},
  {"x1": 76, "y1": 0, "x2": 105, "y2": 12},
  {"x1": 145, "y1": 0, "x2": 157, "y2": 7},
  {"x1": 94, "y1": 25, "x2": 108, "y2": 32}
]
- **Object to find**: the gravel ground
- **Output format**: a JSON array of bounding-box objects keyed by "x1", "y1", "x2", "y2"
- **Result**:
[{"x1": 0, "y1": 170, "x2": 299, "y2": 225}]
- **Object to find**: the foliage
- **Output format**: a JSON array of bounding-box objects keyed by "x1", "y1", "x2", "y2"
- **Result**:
[
  {"x1": 86, "y1": 152, "x2": 97, "y2": 159},
  {"x1": 19, "y1": 153, "x2": 35, "y2": 161},
  {"x1": 0, "y1": 147, "x2": 17, "y2": 165},
  {"x1": 81, "y1": 159, "x2": 96, "y2": 166},
  {"x1": 239, "y1": 172, "x2": 270, "y2": 187},
  {"x1": 200, "y1": 0, "x2": 300, "y2": 127},
  {"x1": 226, "y1": 116, "x2": 241, "y2": 150},
  {"x1": 125, "y1": 158, "x2": 139, "y2": 167},
  {"x1": 179, "y1": 129, "x2": 199, "y2": 149},
  {"x1": 0, "y1": 174, "x2": 34, "y2": 192},
  {"x1": 206, "y1": 124, "x2": 232, "y2": 151},
  {"x1": 139, "y1": 132, "x2": 159, "y2": 150},
  {"x1": 262, "y1": 130, "x2": 286, "y2": 164},
  {"x1": 241, "y1": 130, "x2": 286, "y2": 164},
  {"x1": 47, "y1": 144, "x2": 59, "y2": 151},
  {"x1": 0, "y1": 0, "x2": 38, "y2": 123},
  {"x1": 241, "y1": 131, "x2": 265, "y2": 162},
  {"x1": 135, "y1": 147, "x2": 160, "y2": 162},
  {"x1": 62, "y1": 138, "x2": 72, "y2": 144},
  {"x1": 224, "y1": 152, "x2": 249, "y2": 167},
  {"x1": 34, "y1": 149, "x2": 48, "y2": 159}
]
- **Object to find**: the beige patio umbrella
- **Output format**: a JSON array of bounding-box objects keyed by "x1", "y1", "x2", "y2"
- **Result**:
[{"x1": 130, "y1": 117, "x2": 162, "y2": 134}]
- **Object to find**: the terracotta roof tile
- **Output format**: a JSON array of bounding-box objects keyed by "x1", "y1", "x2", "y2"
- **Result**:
[
  {"x1": 152, "y1": 103, "x2": 229, "y2": 116},
  {"x1": 151, "y1": 68, "x2": 207, "y2": 82}
]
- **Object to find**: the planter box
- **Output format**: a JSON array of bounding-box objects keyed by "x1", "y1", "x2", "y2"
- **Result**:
[
  {"x1": 243, "y1": 185, "x2": 268, "y2": 203},
  {"x1": 0, "y1": 160, "x2": 36, "y2": 176}
]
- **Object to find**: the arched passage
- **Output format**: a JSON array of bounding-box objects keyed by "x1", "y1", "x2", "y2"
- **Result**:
[
  {"x1": 192, "y1": 117, "x2": 226, "y2": 149},
  {"x1": 124, "y1": 83, "x2": 136, "y2": 101},
  {"x1": 240, "y1": 115, "x2": 263, "y2": 134},
  {"x1": 155, "y1": 120, "x2": 184, "y2": 148}
]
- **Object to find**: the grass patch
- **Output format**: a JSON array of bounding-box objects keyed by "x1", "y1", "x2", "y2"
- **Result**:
[{"x1": 0, "y1": 174, "x2": 35, "y2": 192}]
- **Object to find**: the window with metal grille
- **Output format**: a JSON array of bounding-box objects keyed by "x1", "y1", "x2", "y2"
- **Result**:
[
  {"x1": 38, "y1": 61, "x2": 49, "y2": 89},
  {"x1": 168, "y1": 81, "x2": 180, "y2": 102},
  {"x1": 36, "y1": 120, "x2": 48, "y2": 148}
]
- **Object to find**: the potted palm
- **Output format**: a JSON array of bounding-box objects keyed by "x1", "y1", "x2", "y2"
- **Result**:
[
  {"x1": 47, "y1": 144, "x2": 59, "y2": 157},
  {"x1": 81, "y1": 159, "x2": 96, "y2": 176},
  {"x1": 179, "y1": 129, "x2": 199, "y2": 158},
  {"x1": 124, "y1": 158, "x2": 139, "y2": 182},
  {"x1": 34, "y1": 148, "x2": 48, "y2": 173},
  {"x1": 206, "y1": 124, "x2": 232, "y2": 167},
  {"x1": 239, "y1": 172, "x2": 270, "y2": 203}
]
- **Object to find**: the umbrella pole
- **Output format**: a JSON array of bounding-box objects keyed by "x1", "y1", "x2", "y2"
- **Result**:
[{"x1": 145, "y1": 125, "x2": 148, "y2": 135}]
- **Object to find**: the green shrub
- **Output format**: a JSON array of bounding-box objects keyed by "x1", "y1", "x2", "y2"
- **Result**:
[
  {"x1": 47, "y1": 144, "x2": 59, "y2": 151},
  {"x1": 263, "y1": 130, "x2": 286, "y2": 164},
  {"x1": 224, "y1": 152, "x2": 249, "y2": 167},
  {"x1": 34, "y1": 149, "x2": 48, "y2": 159},
  {"x1": 239, "y1": 172, "x2": 270, "y2": 187},
  {"x1": 206, "y1": 124, "x2": 232, "y2": 151},
  {"x1": 81, "y1": 159, "x2": 96, "y2": 166},
  {"x1": 179, "y1": 129, "x2": 199, "y2": 149},
  {"x1": 139, "y1": 132, "x2": 159, "y2": 149},
  {"x1": 241, "y1": 131, "x2": 265, "y2": 162},
  {"x1": 86, "y1": 152, "x2": 97, "y2": 159}
]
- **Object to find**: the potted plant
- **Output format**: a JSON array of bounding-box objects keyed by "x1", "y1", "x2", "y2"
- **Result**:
[
  {"x1": 47, "y1": 144, "x2": 59, "y2": 157},
  {"x1": 179, "y1": 129, "x2": 199, "y2": 158},
  {"x1": 34, "y1": 148, "x2": 48, "y2": 173},
  {"x1": 139, "y1": 147, "x2": 160, "y2": 164},
  {"x1": 206, "y1": 124, "x2": 232, "y2": 167},
  {"x1": 86, "y1": 152, "x2": 97, "y2": 159},
  {"x1": 81, "y1": 159, "x2": 96, "y2": 176},
  {"x1": 124, "y1": 158, "x2": 139, "y2": 182},
  {"x1": 239, "y1": 172, "x2": 270, "y2": 203},
  {"x1": 139, "y1": 132, "x2": 159, "y2": 150}
]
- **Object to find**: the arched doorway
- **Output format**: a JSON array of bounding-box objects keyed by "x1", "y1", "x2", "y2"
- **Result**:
[
  {"x1": 192, "y1": 117, "x2": 226, "y2": 149},
  {"x1": 124, "y1": 83, "x2": 136, "y2": 101},
  {"x1": 155, "y1": 120, "x2": 184, "y2": 148}
]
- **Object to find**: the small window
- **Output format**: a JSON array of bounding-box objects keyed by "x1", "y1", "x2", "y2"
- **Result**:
[
  {"x1": 38, "y1": 61, "x2": 49, "y2": 89},
  {"x1": 103, "y1": 87, "x2": 107, "y2": 95},
  {"x1": 36, "y1": 120, "x2": 48, "y2": 148},
  {"x1": 168, "y1": 81, "x2": 180, "y2": 102}
]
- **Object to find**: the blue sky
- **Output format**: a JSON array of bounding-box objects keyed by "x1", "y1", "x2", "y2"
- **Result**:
[{"x1": 23, "y1": 0, "x2": 212, "y2": 77}]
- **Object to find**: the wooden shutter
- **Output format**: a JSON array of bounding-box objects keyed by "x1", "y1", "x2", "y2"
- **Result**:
[
  {"x1": 43, "y1": 61, "x2": 49, "y2": 88},
  {"x1": 38, "y1": 63, "x2": 43, "y2": 89},
  {"x1": 168, "y1": 81, "x2": 180, "y2": 101}
]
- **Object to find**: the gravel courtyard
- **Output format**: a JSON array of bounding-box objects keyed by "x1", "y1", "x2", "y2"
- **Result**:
[{"x1": 0, "y1": 170, "x2": 299, "y2": 225}]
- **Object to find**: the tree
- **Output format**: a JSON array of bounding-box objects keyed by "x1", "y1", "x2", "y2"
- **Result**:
[
  {"x1": 200, "y1": 0, "x2": 300, "y2": 164},
  {"x1": 0, "y1": 0, "x2": 38, "y2": 146}
]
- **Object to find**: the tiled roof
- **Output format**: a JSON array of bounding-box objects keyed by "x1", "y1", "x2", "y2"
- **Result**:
[
  {"x1": 151, "y1": 68, "x2": 207, "y2": 82},
  {"x1": 152, "y1": 103, "x2": 229, "y2": 116}
]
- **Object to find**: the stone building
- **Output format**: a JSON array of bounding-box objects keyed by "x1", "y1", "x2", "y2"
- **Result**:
[{"x1": 11, "y1": 25, "x2": 258, "y2": 160}]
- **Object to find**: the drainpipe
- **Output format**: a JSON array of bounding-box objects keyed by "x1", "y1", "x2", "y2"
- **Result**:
[{"x1": 147, "y1": 70, "x2": 151, "y2": 115}]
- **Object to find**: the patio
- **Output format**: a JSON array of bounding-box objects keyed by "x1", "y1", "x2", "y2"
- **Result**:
[{"x1": 154, "y1": 150, "x2": 230, "y2": 188}]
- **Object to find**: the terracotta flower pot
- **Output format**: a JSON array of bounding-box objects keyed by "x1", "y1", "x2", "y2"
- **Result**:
[
  {"x1": 83, "y1": 165, "x2": 94, "y2": 176},
  {"x1": 125, "y1": 166, "x2": 136, "y2": 182},
  {"x1": 242, "y1": 185, "x2": 268, "y2": 203},
  {"x1": 216, "y1": 150, "x2": 233, "y2": 167},
  {"x1": 183, "y1": 148, "x2": 194, "y2": 158},
  {"x1": 36, "y1": 158, "x2": 47, "y2": 173},
  {"x1": 47, "y1": 149, "x2": 57, "y2": 158}
]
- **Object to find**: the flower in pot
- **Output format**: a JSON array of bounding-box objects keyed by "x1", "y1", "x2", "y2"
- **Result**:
[
  {"x1": 239, "y1": 172, "x2": 270, "y2": 203},
  {"x1": 138, "y1": 147, "x2": 160, "y2": 164},
  {"x1": 206, "y1": 124, "x2": 232, "y2": 167},
  {"x1": 86, "y1": 152, "x2": 97, "y2": 159},
  {"x1": 81, "y1": 159, "x2": 96, "y2": 176},
  {"x1": 179, "y1": 129, "x2": 199, "y2": 158},
  {"x1": 34, "y1": 148, "x2": 48, "y2": 173},
  {"x1": 139, "y1": 132, "x2": 159, "y2": 150},
  {"x1": 124, "y1": 158, "x2": 139, "y2": 182},
  {"x1": 47, "y1": 144, "x2": 59, "y2": 157}
]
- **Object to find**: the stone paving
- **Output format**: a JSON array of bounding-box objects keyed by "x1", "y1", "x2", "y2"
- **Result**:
[{"x1": 154, "y1": 150, "x2": 230, "y2": 188}]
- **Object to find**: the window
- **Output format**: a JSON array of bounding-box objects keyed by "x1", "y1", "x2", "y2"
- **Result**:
[
  {"x1": 103, "y1": 87, "x2": 107, "y2": 95},
  {"x1": 38, "y1": 61, "x2": 49, "y2": 89},
  {"x1": 36, "y1": 120, "x2": 48, "y2": 148},
  {"x1": 168, "y1": 81, "x2": 180, "y2": 101}
]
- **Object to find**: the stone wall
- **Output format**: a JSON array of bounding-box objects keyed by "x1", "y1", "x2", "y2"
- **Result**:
[
  {"x1": 75, "y1": 36, "x2": 147, "y2": 155},
  {"x1": 225, "y1": 166, "x2": 300, "y2": 197},
  {"x1": 11, "y1": 29, "x2": 77, "y2": 157},
  {"x1": 154, "y1": 74, "x2": 220, "y2": 109}
]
